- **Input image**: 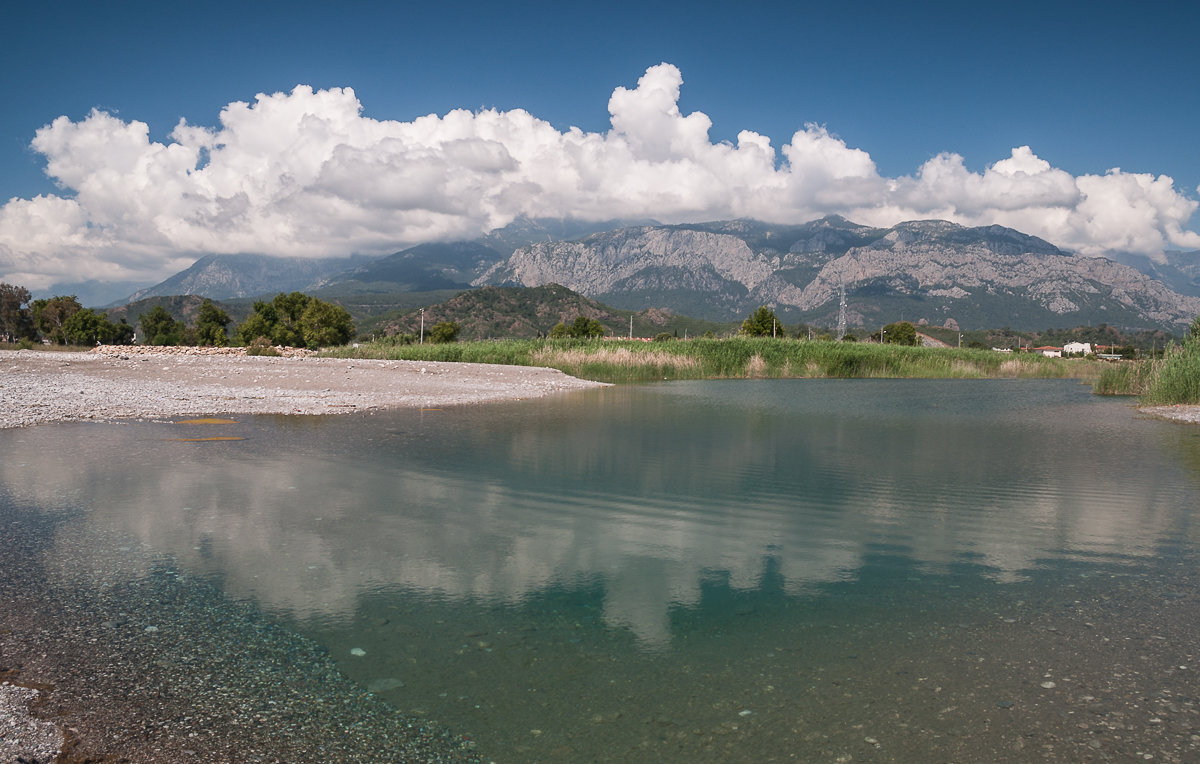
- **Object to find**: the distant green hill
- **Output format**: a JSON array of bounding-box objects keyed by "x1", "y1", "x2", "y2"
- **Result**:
[
  {"x1": 366, "y1": 284, "x2": 731, "y2": 340},
  {"x1": 105, "y1": 295, "x2": 252, "y2": 331}
]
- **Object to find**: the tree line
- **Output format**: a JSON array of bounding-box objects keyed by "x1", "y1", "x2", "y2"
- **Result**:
[{"x1": 0, "y1": 283, "x2": 355, "y2": 349}]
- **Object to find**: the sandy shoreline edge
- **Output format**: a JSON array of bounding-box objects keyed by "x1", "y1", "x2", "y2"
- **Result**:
[
  {"x1": 1, "y1": 346, "x2": 609, "y2": 430},
  {"x1": 5, "y1": 346, "x2": 1196, "y2": 429}
]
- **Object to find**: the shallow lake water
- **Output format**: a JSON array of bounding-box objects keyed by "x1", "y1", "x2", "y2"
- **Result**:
[{"x1": 4, "y1": 379, "x2": 1200, "y2": 761}]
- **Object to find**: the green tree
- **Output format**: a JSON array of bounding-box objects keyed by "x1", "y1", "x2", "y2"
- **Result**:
[
  {"x1": 61, "y1": 308, "x2": 128, "y2": 345},
  {"x1": 111, "y1": 317, "x2": 136, "y2": 345},
  {"x1": 238, "y1": 295, "x2": 302, "y2": 347},
  {"x1": 237, "y1": 292, "x2": 355, "y2": 349},
  {"x1": 274, "y1": 291, "x2": 310, "y2": 323},
  {"x1": 0, "y1": 283, "x2": 36, "y2": 343},
  {"x1": 259, "y1": 291, "x2": 310, "y2": 346},
  {"x1": 566, "y1": 315, "x2": 606, "y2": 338},
  {"x1": 195, "y1": 299, "x2": 232, "y2": 346},
  {"x1": 63, "y1": 308, "x2": 104, "y2": 345},
  {"x1": 549, "y1": 322, "x2": 568, "y2": 338},
  {"x1": 879, "y1": 321, "x2": 918, "y2": 346},
  {"x1": 740, "y1": 306, "x2": 784, "y2": 337},
  {"x1": 140, "y1": 305, "x2": 184, "y2": 345},
  {"x1": 237, "y1": 301, "x2": 278, "y2": 346},
  {"x1": 300, "y1": 299, "x2": 355, "y2": 347},
  {"x1": 427, "y1": 320, "x2": 461, "y2": 344},
  {"x1": 65, "y1": 310, "x2": 95, "y2": 345},
  {"x1": 32, "y1": 295, "x2": 82, "y2": 345}
]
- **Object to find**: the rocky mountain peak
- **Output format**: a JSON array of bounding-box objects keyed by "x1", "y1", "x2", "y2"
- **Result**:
[{"x1": 475, "y1": 217, "x2": 1200, "y2": 330}]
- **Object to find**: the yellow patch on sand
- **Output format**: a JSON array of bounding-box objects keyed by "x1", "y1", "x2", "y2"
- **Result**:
[{"x1": 176, "y1": 418, "x2": 240, "y2": 425}]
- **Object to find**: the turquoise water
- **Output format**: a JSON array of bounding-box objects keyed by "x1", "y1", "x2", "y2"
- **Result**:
[{"x1": 4, "y1": 379, "x2": 1200, "y2": 760}]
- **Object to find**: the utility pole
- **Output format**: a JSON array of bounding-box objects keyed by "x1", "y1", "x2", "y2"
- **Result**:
[
  {"x1": 419, "y1": 308, "x2": 425, "y2": 344},
  {"x1": 836, "y1": 284, "x2": 846, "y2": 341}
]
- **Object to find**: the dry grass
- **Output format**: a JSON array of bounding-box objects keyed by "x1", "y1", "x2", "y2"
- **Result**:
[
  {"x1": 532, "y1": 345, "x2": 699, "y2": 370},
  {"x1": 745, "y1": 354, "x2": 768, "y2": 378},
  {"x1": 337, "y1": 337, "x2": 1101, "y2": 384},
  {"x1": 950, "y1": 360, "x2": 986, "y2": 377},
  {"x1": 998, "y1": 359, "x2": 1024, "y2": 377}
]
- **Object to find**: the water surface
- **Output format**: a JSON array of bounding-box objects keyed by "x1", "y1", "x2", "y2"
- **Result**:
[{"x1": 4, "y1": 379, "x2": 1200, "y2": 761}]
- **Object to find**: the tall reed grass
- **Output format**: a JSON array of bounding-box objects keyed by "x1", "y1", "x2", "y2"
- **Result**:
[
  {"x1": 1093, "y1": 361, "x2": 1158, "y2": 396},
  {"x1": 1089, "y1": 318, "x2": 1200, "y2": 404},
  {"x1": 326, "y1": 337, "x2": 1102, "y2": 384},
  {"x1": 1141, "y1": 324, "x2": 1200, "y2": 404}
]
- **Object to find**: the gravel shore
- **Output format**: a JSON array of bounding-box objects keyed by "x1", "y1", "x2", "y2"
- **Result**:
[
  {"x1": 1, "y1": 346, "x2": 608, "y2": 429},
  {"x1": 1139, "y1": 403, "x2": 1200, "y2": 425},
  {"x1": 0, "y1": 683, "x2": 62, "y2": 764}
]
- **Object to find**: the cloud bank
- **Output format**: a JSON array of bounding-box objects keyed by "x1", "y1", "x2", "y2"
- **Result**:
[{"x1": 2, "y1": 63, "x2": 1198, "y2": 290}]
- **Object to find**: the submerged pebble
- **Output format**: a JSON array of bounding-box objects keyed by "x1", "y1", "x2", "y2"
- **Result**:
[{"x1": 0, "y1": 511, "x2": 482, "y2": 763}]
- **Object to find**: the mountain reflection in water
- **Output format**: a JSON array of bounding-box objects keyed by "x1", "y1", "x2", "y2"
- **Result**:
[{"x1": 3, "y1": 379, "x2": 1196, "y2": 649}]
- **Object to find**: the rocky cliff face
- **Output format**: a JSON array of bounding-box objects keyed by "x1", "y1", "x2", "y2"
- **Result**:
[
  {"x1": 127, "y1": 254, "x2": 365, "y2": 302},
  {"x1": 478, "y1": 226, "x2": 774, "y2": 294},
  {"x1": 475, "y1": 217, "x2": 1200, "y2": 330}
]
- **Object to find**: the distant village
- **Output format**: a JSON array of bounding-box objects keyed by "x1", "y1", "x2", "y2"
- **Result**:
[{"x1": 993, "y1": 341, "x2": 1125, "y2": 360}]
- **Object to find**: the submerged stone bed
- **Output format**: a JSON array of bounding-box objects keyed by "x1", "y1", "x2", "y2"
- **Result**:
[{"x1": 0, "y1": 506, "x2": 481, "y2": 763}]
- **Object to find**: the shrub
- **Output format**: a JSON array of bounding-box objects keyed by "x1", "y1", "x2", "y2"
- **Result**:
[
  {"x1": 245, "y1": 337, "x2": 281, "y2": 357},
  {"x1": 427, "y1": 321, "x2": 461, "y2": 344}
]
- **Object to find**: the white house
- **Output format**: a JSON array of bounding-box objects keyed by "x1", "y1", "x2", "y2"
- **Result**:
[{"x1": 1063, "y1": 341, "x2": 1092, "y2": 355}]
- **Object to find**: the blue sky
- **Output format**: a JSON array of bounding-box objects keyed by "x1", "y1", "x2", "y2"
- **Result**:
[{"x1": 2, "y1": 0, "x2": 1198, "y2": 292}]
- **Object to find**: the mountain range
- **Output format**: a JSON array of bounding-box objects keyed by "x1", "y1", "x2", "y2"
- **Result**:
[
  {"x1": 119, "y1": 254, "x2": 376, "y2": 304},
  {"x1": 474, "y1": 217, "x2": 1200, "y2": 331},
  {"x1": 115, "y1": 216, "x2": 1200, "y2": 332}
]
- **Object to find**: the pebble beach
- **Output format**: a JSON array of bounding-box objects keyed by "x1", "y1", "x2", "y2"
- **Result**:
[{"x1": 1, "y1": 346, "x2": 608, "y2": 429}]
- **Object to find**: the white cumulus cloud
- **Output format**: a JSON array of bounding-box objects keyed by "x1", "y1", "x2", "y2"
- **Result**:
[{"x1": 1, "y1": 62, "x2": 1197, "y2": 290}]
